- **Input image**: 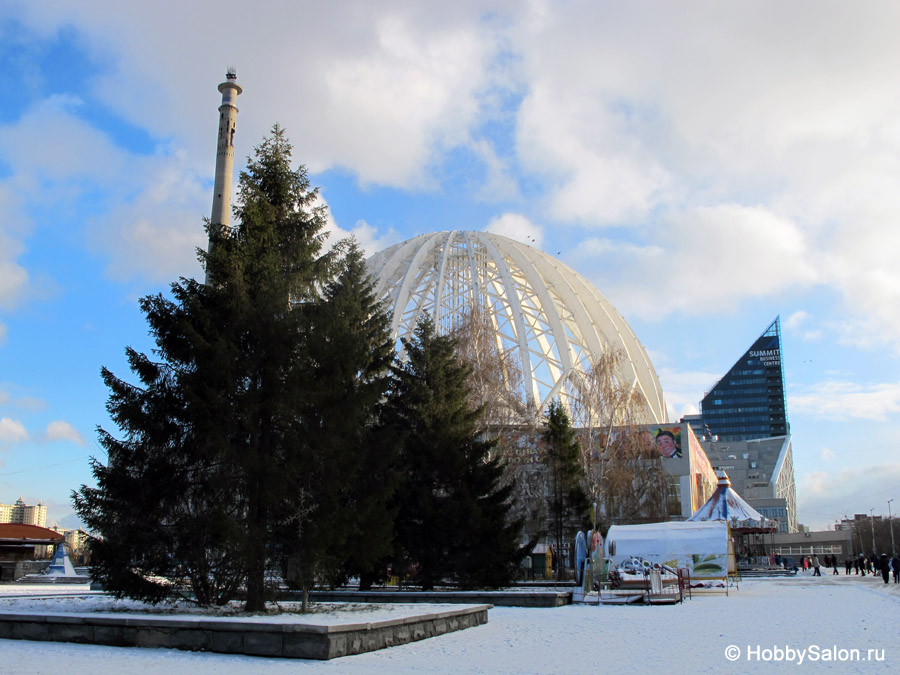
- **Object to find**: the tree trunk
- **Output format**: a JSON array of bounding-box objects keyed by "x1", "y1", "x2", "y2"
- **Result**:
[
  {"x1": 244, "y1": 532, "x2": 266, "y2": 612},
  {"x1": 244, "y1": 469, "x2": 267, "y2": 612}
]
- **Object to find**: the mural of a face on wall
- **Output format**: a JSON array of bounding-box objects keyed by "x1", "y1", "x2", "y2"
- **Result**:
[{"x1": 654, "y1": 428, "x2": 682, "y2": 459}]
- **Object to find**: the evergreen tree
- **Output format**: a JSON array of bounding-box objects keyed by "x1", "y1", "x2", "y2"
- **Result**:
[
  {"x1": 542, "y1": 399, "x2": 589, "y2": 580},
  {"x1": 75, "y1": 126, "x2": 337, "y2": 610},
  {"x1": 220, "y1": 126, "x2": 338, "y2": 611},
  {"x1": 281, "y1": 241, "x2": 396, "y2": 608},
  {"x1": 74, "y1": 342, "x2": 245, "y2": 605},
  {"x1": 388, "y1": 317, "x2": 526, "y2": 590}
]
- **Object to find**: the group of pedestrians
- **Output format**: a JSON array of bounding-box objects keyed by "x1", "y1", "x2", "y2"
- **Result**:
[
  {"x1": 798, "y1": 554, "x2": 838, "y2": 575},
  {"x1": 794, "y1": 553, "x2": 900, "y2": 583},
  {"x1": 839, "y1": 553, "x2": 900, "y2": 583}
]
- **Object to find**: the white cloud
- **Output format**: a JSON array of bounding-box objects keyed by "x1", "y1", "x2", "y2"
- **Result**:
[
  {"x1": 0, "y1": 321, "x2": 7, "y2": 346},
  {"x1": 516, "y1": 86, "x2": 671, "y2": 225},
  {"x1": 320, "y1": 15, "x2": 496, "y2": 187},
  {"x1": 470, "y1": 139, "x2": 519, "y2": 202},
  {"x1": 328, "y1": 219, "x2": 402, "y2": 259},
  {"x1": 14, "y1": 396, "x2": 47, "y2": 413},
  {"x1": 343, "y1": 220, "x2": 402, "y2": 258},
  {"x1": 791, "y1": 381, "x2": 900, "y2": 421},
  {"x1": 0, "y1": 93, "x2": 213, "y2": 285},
  {"x1": 504, "y1": 3, "x2": 900, "y2": 347},
  {"x1": 798, "y1": 464, "x2": 900, "y2": 529},
  {"x1": 0, "y1": 184, "x2": 31, "y2": 309},
  {"x1": 44, "y1": 420, "x2": 85, "y2": 446},
  {"x1": 821, "y1": 447, "x2": 835, "y2": 462},
  {"x1": 0, "y1": 4, "x2": 517, "y2": 294},
  {"x1": 782, "y1": 312, "x2": 824, "y2": 342},
  {"x1": 0, "y1": 417, "x2": 29, "y2": 445},
  {"x1": 314, "y1": 193, "x2": 401, "y2": 258},
  {"x1": 784, "y1": 311, "x2": 810, "y2": 331},
  {"x1": 0, "y1": 94, "x2": 130, "y2": 184},
  {"x1": 7, "y1": 2, "x2": 510, "y2": 189},
  {"x1": 484, "y1": 213, "x2": 543, "y2": 248},
  {"x1": 656, "y1": 366, "x2": 721, "y2": 423},
  {"x1": 573, "y1": 204, "x2": 817, "y2": 319},
  {"x1": 6, "y1": 1, "x2": 900, "y2": 352},
  {"x1": 87, "y1": 152, "x2": 210, "y2": 283},
  {"x1": 800, "y1": 470, "x2": 836, "y2": 498},
  {"x1": 0, "y1": 250, "x2": 28, "y2": 309}
]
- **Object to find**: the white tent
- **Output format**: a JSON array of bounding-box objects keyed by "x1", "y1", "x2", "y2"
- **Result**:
[{"x1": 604, "y1": 520, "x2": 729, "y2": 579}]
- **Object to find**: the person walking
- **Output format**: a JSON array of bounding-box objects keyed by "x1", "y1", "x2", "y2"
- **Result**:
[
  {"x1": 845, "y1": 557, "x2": 853, "y2": 574},
  {"x1": 881, "y1": 554, "x2": 891, "y2": 584},
  {"x1": 892, "y1": 555, "x2": 899, "y2": 583},
  {"x1": 831, "y1": 554, "x2": 839, "y2": 575},
  {"x1": 813, "y1": 554, "x2": 822, "y2": 576}
]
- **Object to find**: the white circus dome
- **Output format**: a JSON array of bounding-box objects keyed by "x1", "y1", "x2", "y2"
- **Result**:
[{"x1": 366, "y1": 230, "x2": 666, "y2": 424}]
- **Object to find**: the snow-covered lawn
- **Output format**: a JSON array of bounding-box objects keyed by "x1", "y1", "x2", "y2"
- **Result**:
[
  {"x1": 1, "y1": 574, "x2": 897, "y2": 673},
  {"x1": 0, "y1": 591, "x2": 468, "y2": 626}
]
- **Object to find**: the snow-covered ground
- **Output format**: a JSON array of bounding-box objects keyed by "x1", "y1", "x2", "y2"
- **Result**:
[
  {"x1": 1, "y1": 574, "x2": 897, "y2": 673},
  {"x1": 0, "y1": 591, "x2": 468, "y2": 626}
]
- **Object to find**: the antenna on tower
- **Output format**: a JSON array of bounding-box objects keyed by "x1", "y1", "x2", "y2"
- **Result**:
[{"x1": 226, "y1": 66, "x2": 237, "y2": 80}]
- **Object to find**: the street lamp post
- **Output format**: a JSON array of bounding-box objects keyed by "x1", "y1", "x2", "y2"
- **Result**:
[
  {"x1": 869, "y1": 508, "x2": 876, "y2": 554},
  {"x1": 889, "y1": 499, "x2": 895, "y2": 557}
]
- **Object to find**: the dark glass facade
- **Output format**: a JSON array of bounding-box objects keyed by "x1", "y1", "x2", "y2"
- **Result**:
[{"x1": 698, "y1": 318, "x2": 789, "y2": 441}]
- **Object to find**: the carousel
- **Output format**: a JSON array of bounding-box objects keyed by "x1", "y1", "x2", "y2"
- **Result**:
[{"x1": 687, "y1": 471, "x2": 779, "y2": 561}]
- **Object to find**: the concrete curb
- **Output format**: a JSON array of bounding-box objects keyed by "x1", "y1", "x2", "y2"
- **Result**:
[
  {"x1": 0, "y1": 604, "x2": 491, "y2": 660},
  {"x1": 306, "y1": 589, "x2": 571, "y2": 607}
]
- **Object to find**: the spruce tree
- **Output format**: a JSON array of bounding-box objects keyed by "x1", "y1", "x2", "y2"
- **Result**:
[
  {"x1": 388, "y1": 317, "x2": 525, "y2": 590},
  {"x1": 74, "y1": 343, "x2": 245, "y2": 605},
  {"x1": 542, "y1": 399, "x2": 589, "y2": 581},
  {"x1": 75, "y1": 125, "x2": 337, "y2": 610},
  {"x1": 281, "y1": 241, "x2": 396, "y2": 608},
  {"x1": 219, "y1": 125, "x2": 337, "y2": 611}
]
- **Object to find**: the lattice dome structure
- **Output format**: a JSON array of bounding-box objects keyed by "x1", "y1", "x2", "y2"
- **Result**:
[{"x1": 366, "y1": 231, "x2": 667, "y2": 424}]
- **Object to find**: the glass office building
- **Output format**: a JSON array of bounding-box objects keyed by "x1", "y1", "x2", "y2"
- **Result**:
[{"x1": 699, "y1": 318, "x2": 789, "y2": 441}]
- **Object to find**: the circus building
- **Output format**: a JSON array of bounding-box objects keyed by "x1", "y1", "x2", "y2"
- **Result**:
[{"x1": 366, "y1": 230, "x2": 667, "y2": 425}]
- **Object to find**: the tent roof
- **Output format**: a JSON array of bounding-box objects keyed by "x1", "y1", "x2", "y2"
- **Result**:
[
  {"x1": 46, "y1": 541, "x2": 78, "y2": 576},
  {"x1": 687, "y1": 472, "x2": 778, "y2": 532},
  {"x1": 607, "y1": 520, "x2": 726, "y2": 536},
  {"x1": 0, "y1": 523, "x2": 64, "y2": 544}
]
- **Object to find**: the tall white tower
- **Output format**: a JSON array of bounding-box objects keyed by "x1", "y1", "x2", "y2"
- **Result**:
[{"x1": 210, "y1": 68, "x2": 242, "y2": 231}]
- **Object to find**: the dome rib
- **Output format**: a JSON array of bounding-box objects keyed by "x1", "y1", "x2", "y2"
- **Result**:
[{"x1": 367, "y1": 231, "x2": 667, "y2": 424}]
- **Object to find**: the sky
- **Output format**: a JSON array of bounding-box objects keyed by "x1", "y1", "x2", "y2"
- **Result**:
[{"x1": 1, "y1": 0, "x2": 899, "y2": 532}]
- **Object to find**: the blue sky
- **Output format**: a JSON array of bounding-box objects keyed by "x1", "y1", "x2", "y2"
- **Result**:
[{"x1": 2, "y1": 1, "x2": 900, "y2": 531}]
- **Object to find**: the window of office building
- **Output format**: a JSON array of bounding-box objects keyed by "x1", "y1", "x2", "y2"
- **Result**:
[{"x1": 699, "y1": 317, "x2": 789, "y2": 442}]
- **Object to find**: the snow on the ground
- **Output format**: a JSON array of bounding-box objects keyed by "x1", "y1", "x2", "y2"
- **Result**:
[
  {"x1": 0, "y1": 592, "x2": 468, "y2": 625},
  {"x1": 0, "y1": 583, "x2": 92, "y2": 596},
  {"x1": 1, "y1": 574, "x2": 897, "y2": 674}
]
